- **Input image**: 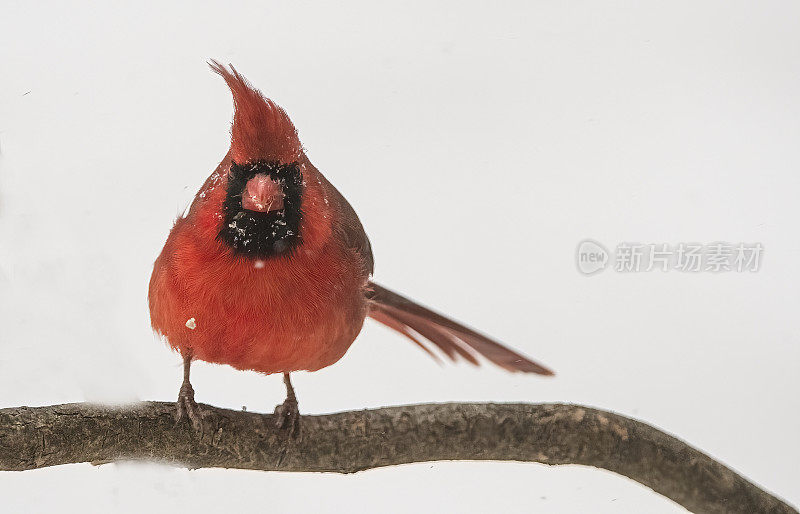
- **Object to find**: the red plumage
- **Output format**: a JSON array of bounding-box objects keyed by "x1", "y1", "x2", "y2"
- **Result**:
[
  {"x1": 210, "y1": 62, "x2": 302, "y2": 165},
  {"x1": 148, "y1": 62, "x2": 552, "y2": 430},
  {"x1": 150, "y1": 62, "x2": 365, "y2": 374}
]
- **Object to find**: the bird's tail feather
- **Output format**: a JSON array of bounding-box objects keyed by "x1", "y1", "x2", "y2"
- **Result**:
[{"x1": 365, "y1": 282, "x2": 554, "y2": 375}]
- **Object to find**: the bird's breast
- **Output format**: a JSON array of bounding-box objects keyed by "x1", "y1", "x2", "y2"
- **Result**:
[{"x1": 150, "y1": 234, "x2": 369, "y2": 374}]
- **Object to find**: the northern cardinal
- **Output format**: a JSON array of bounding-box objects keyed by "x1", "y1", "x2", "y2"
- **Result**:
[{"x1": 149, "y1": 62, "x2": 553, "y2": 433}]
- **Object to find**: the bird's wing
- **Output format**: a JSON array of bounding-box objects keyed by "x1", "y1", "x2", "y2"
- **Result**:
[
  {"x1": 303, "y1": 157, "x2": 374, "y2": 276},
  {"x1": 366, "y1": 282, "x2": 554, "y2": 375}
]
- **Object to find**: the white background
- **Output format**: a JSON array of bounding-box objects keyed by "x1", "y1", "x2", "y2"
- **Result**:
[{"x1": 1, "y1": 1, "x2": 798, "y2": 512}]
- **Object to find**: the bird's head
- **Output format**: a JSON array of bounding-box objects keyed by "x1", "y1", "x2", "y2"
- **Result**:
[{"x1": 207, "y1": 61, "x2": 326, "y2": 259}]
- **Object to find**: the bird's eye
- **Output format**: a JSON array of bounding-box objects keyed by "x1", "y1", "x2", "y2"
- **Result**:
[{"x1": 228, "y1": 161, "x2": 244, "y2": 180}]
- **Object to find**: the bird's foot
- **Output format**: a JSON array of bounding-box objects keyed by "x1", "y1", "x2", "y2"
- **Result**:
[
  {"x1": 273, "y1": 397, "x2": 300, "y2": 437},
  {"x1": 176, "y1": 382, "x2": 204, "y2": 431}
]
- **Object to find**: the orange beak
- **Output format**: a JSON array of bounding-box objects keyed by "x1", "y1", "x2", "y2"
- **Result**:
[{"x1": 241, "y1": 174, "x2": 285, "y2": 212}]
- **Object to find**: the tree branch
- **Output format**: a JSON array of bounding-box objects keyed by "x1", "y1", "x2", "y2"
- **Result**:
[{"x1": 0, "y1": 402, "x2": 793, "y2": 514}]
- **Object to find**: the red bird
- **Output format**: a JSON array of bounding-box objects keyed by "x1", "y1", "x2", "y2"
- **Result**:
[{"x1": 149, "y1": 62, "x2": 553, "y2": 432}]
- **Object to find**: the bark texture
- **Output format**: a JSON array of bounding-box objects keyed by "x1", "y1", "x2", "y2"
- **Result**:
[{"x1": 0, "y1": 402, "x2": 794, "y2": 514}]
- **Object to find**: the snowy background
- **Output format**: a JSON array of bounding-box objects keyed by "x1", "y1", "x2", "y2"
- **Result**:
[{"x1": 1, "y1": 1, "x2": 799, "y2": 512}]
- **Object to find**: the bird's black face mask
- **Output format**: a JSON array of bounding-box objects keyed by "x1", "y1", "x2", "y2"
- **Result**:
[{"x1": 218, "y1": 160, "x2": 303, "y2": 258}]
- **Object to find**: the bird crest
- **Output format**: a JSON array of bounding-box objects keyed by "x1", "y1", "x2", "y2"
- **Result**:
[{"x1": 209, "y1": 60, "x2": 302, "y2": 165}]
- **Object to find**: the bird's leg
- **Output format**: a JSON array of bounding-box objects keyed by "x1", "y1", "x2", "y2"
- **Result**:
[
  {"x1": 273, "y1": 372, "x2": 300, "y2": 436},
  {"x1": 176, "y1": 349, "x2": 203, "y2": 431}
]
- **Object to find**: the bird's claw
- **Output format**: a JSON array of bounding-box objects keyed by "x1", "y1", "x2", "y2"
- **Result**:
[
  {"x1": 176, "y1": 382, "x2": 204, "y2": 432},
  {"x1": 274, "y1": 398, "x2": 300, "y2": 437}
]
